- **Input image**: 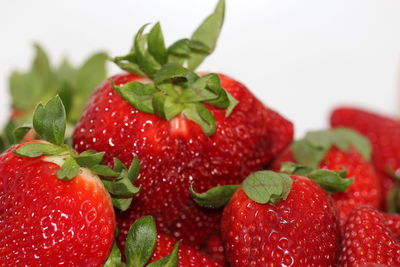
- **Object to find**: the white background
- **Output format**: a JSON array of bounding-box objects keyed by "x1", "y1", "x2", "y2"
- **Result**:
[{"x1": 1, "y1": 0, "x2": 400, "y2": 136}]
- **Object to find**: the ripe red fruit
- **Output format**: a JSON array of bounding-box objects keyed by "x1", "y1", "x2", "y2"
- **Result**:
[
  {"x1": 74, "y1": 72, "x2": 292, "y2": 248},
  {"x1": 339, "y1": 206, "x2": 400, "y2": 266},
  {"x1": 0, "y1": 142, "x2": 115, "y2": 266},
  {"x1": 202, "y1": 235, "x2": 227, "y2": 266},
  {"x1": 331, "y1": 107, "x2": 400, "y2": 208},
  {"x1": 274, "y1": 145, "x2": 381, "y2": 226},
  {"x1": 221, "y1": 173, "x2": 340, "y2": 267},
  {"x1": 150, "y1": 234, "x2": 222, "y2": 267}
]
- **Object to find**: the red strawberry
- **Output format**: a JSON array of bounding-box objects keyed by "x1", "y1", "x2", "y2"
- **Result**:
[
  {"x1": 331, "y1": 107, "x2": 400, "y2": 209},
  {"x1": 1, "y1": 96, "x2": 139, "y2": 266},
  {"x1": 273, "y1": 128, "x2": 381, "y2": 226},
  {"x1": 202, "y1": 235, "x2": 227, "y2": 266},
  {"x1": 339, "y1": 206, "x2": 400, "y2": 266},
  {"x1": 72, "y1": 0, "x2": 293, "y2": 249},
  {"x1": 150, "y1": 234, "x2": 222, "y2": 267},
  {"x1": 0, "y1": 142, "x2": 115, "y2": 266},
  {"x1": 383, "y1": 213, "x2": 400, "y2": 238},
  {"x1": 220, "y1": 171, "x2": 340, "y2": 266}
]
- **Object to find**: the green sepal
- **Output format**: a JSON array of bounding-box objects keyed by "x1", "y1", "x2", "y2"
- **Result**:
[
  {"x1": 292, "y1": 128, "x2": 372, "y2": 168},
  {"x1": 387, "y1": 185, "x2": 400, "y2": 214},
  {"x1": 112, "y1": 56, "x2": 147, "y2": 77},
  {"x1": 113, "y1": 158, "x2": 126, "y2": 173},
  {"x1": 182, "y1": 103, "x2": 216, "y2": 136},
  {"x1": 14, "y1": 142, "x2": 68, "y2": 158},
  {"x1": 187, "y1": 0, "x2": 225, "y2": 70},
  {"x1": 148, "y1": 22, "x2": 168, "y2": 65},
  {"x1": 147, "y1": 242, "x2": 180, "y2": 267},
  {"x1": 13, "y1": 126, "x2": 33, "y2": 143},
  {"x1": 190, "y1": 184, "x2": 240, "y2": 208},
  {"x1": 153, "y1": 63, "x2": 188, "y2": 85},
  {"x1": 101, "y1": 170, "x2": 141, "y2": 197},
  {"x1": 113, "y1": 81, "x2": 157, "y2": 114},
  {"x1": 134, "y1": 24, "x2": 161, "y2": 77},
  {"x1": 103, "y1": 242, "x2": 124, "y2": 267},
  {"x1": 74, "y1": 150, "x2": 105, "y2": 168},
  {"x1": 280, "y1": 162, "x2": 353, "y2": 193},
  {"x1": 33, "y1": 95, "x2": 66, "y2": 145},
  {"x1": 112, "y1": 197, "x2": 133, "y2": 212},
  {"x1": 128, "y1": 156, "x2": 140, "y2": 182},
  {"x1": 125, "y1": 216, "x2": 157, "y2": 267},
  {"x1": 242, "y1": 170, "x2": 293, "y2": 205},
  {"x1": 90, "y1": 164, "x2": 120, "y2": 178},
  {"x1": 57, "y1": 156, "x2": 81, "y2": 181}
]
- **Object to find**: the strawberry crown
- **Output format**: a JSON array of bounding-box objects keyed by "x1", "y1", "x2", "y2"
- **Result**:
[
  {"x1": 104, "y1": 216, "x2": 180, "y2": 267},
  {"x1": 292, "y1": 127, "x2": 372, "y2": 169},
  {"x1": 12, "y1": 96, "x2": 139, "y2": 212},
  {"x1": 110, "y1": 0, "x2": 238, "y2": 136},
  {"x1": 190, "y1": 167, "x2": 353, "y2": 208}
]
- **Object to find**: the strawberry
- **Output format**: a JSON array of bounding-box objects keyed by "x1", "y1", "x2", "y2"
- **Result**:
[
  {"x1": 339, "y1": 206, "x2": 400, "y2": 266},
  {"x1": 106, "y1": 216, "x2": 221, "y2": 267},
  {"x1": 1, "y1": 96, "x2": 139, "y2": 266},
  {"x1": 383, "y1": 213, "x2": 400, "y2": 238},
  {"x1": 331, "y1": 107, "x2": 400, "y2": 210},
  {"x1": 273, "y1": 128, "x2": 381, "y2": 226},
  {"x1": 72, "y1": 0, "x2": 293, "y2": 248},
  {"x1": 211, "y1": 171, "x2": 341, "y2": 266},
  {"x1": 202, "y1": 235, "x2": 227, "y2": 266}
]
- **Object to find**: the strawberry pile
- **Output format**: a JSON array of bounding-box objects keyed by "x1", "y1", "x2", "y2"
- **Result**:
[{"x1": 1, "y1": 0, "x2": 400, "y2": 266}]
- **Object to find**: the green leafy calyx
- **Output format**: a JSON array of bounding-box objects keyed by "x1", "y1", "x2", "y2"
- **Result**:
[
  {"x1": 111, "y1": 0, "x2": 236, "y2": 136},
  {"x1": 189, "y1": 184, "x2": 240, "y2": 208},
  {"x1": 280, "y1": 162, "x2": 353, "y2": 193},
  {"x1": 104, "y1": 216, "x2": 180, "y2": 267},
  {"x1": 292, "y1": 127, "x2": 372, "y2": 168},
  {"x1": 13, "y1": 96, "x2": 139, "y2": 211},
  {"x1": 242, "y1": 171, "x2": 293, "y2": 205}
]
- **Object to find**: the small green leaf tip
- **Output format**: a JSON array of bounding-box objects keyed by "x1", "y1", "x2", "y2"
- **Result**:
[
  {"x1": 125, "y1": 216, "x2": 157, "y2": 267},
  {"x1": 33, "y1": 95, "x2": 66, "y2": 145},
  {"x1": 292, "y1": 127, "x2": 372, "y2": 168},
  {"x1": 190, "y1": 184, "x2": 240, "y2": 208},
  {"x1": 281, "y1": 162, "x2": 353, "y2": 193},
  {"x1": 103, "y1": 242, "x2": 123, "y2": 267},
  {"x1": 147, "y1": 242, "x2": 180, "y2": 267},
  {"x1": 111, "y1": 0, "x2": 236, "y2": 136},
  {"x1": 242, "y1": 171, "x2": 293, "y2": 205}
]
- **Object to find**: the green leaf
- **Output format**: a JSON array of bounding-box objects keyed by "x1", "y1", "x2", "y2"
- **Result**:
[
  {"x1": 134, "y1": 25, "x2": 161, "y2": 77},
  {"x1": 148, "y1": 22, "x2": 167, "y2": 64},
  {"x1": 58, "y1": 81, "x2": 74, "y2": 118},
  {"x1": 167, "y1": 39, "x2": 191, "y2": 58},
  {"x1": 307, "y1": 169, "x2": 353, "y2": 193},
  {"x1": 57, "y1": 156, "x2": 80, "y2": 181},
  {"x1": 113, "y1": 157, "x2": 126, "y2": 173},
  {"x1": 147, "y1": 242, "x2": 180, "y2": 267},
  {"x1": 13, "y1": 126, "x2": 32, "y2": 143},
  {"x1": 112, "y1": 57, "x2": 147, "y2": 77},
  {"x1": 280, "y1": 161, "x2": 314, "y2": 176},
  {"x1": 188, "y1": 39, "x2": 211, "y2": 53},
  {"x1": 113, "y1": 81, "x2": 157, "y2": 114},
  {"x1": 128, "y1": 156, "x2": 140, "y2": 182},
  {"x1": 188, "y1": 0, "x2": 225, "y2": 70},
  {"x1": 14, "y1": 142, "x2": 67, "y2": 158},
  {"x1": 242, "y1": 171, "x2": 293, "y2": 205},
  {"x1": 292, "y1": 139, "x2": 326, "y2": 169},
  {"x1": 333, "y1": 127, "x2": 371, "y2": 161},
  {"x1": 33, "y1": 95, "x2": 66, "y2": 145},
  {"x1": 190, "y1": 184, "x2": 239, "y2": 208},
  {"x1": 154, "y1": 63, "x2": 188, "y2": 85},
  {"x1": 225, "y1": 91, "x2": 238, "y2": 117},
  {"x1": 103, "y1": 242, "x2": 123, "y2": 267},
  {"x1": 75, "y1": 151, "x2": 105, "y2": 167},
  {"x1": 90, "y1": 164, "x2": 119, "y2": 177},
  {"x1": 112, "y1": 197, "x2": 133, "y2": 212},
  {"x1": 152, "y1": 93, "x2": 184, "y2": 121},
  {"x1": 101, "y1": 170, "x2": 140, "y2": 197},
  {"x1": 182, "y1": 103, "x2": 216, "y2": 136},
  {"x1": 125, "y1": 216, "x2": 157, "y2": 267}
]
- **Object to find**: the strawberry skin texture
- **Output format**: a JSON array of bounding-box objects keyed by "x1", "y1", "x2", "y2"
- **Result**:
[
  {"x1": 72, "y1": 73, "x2": 293, "y2": 248},
  {"x1": 0, "y1": 142, "x2": 115, "y2": 266},
  {"x1": 221, "y1": 175, "x2": 340, "y2": 267},
  {"x1": 273, "y1": 146, "x2": 381, "y2": 226},
  {"x1": 202, "y1": 235, "x2": 227, "y2": 266},
  {"x1": 150, "y1": 234, "x2": 222, "y2": 267},
  {"x1": 331, "y1": 107, "x2": 400, "y2": 201},
  {"x1": 339, "y1": 206, "x2": 400, "y2": 266}
]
